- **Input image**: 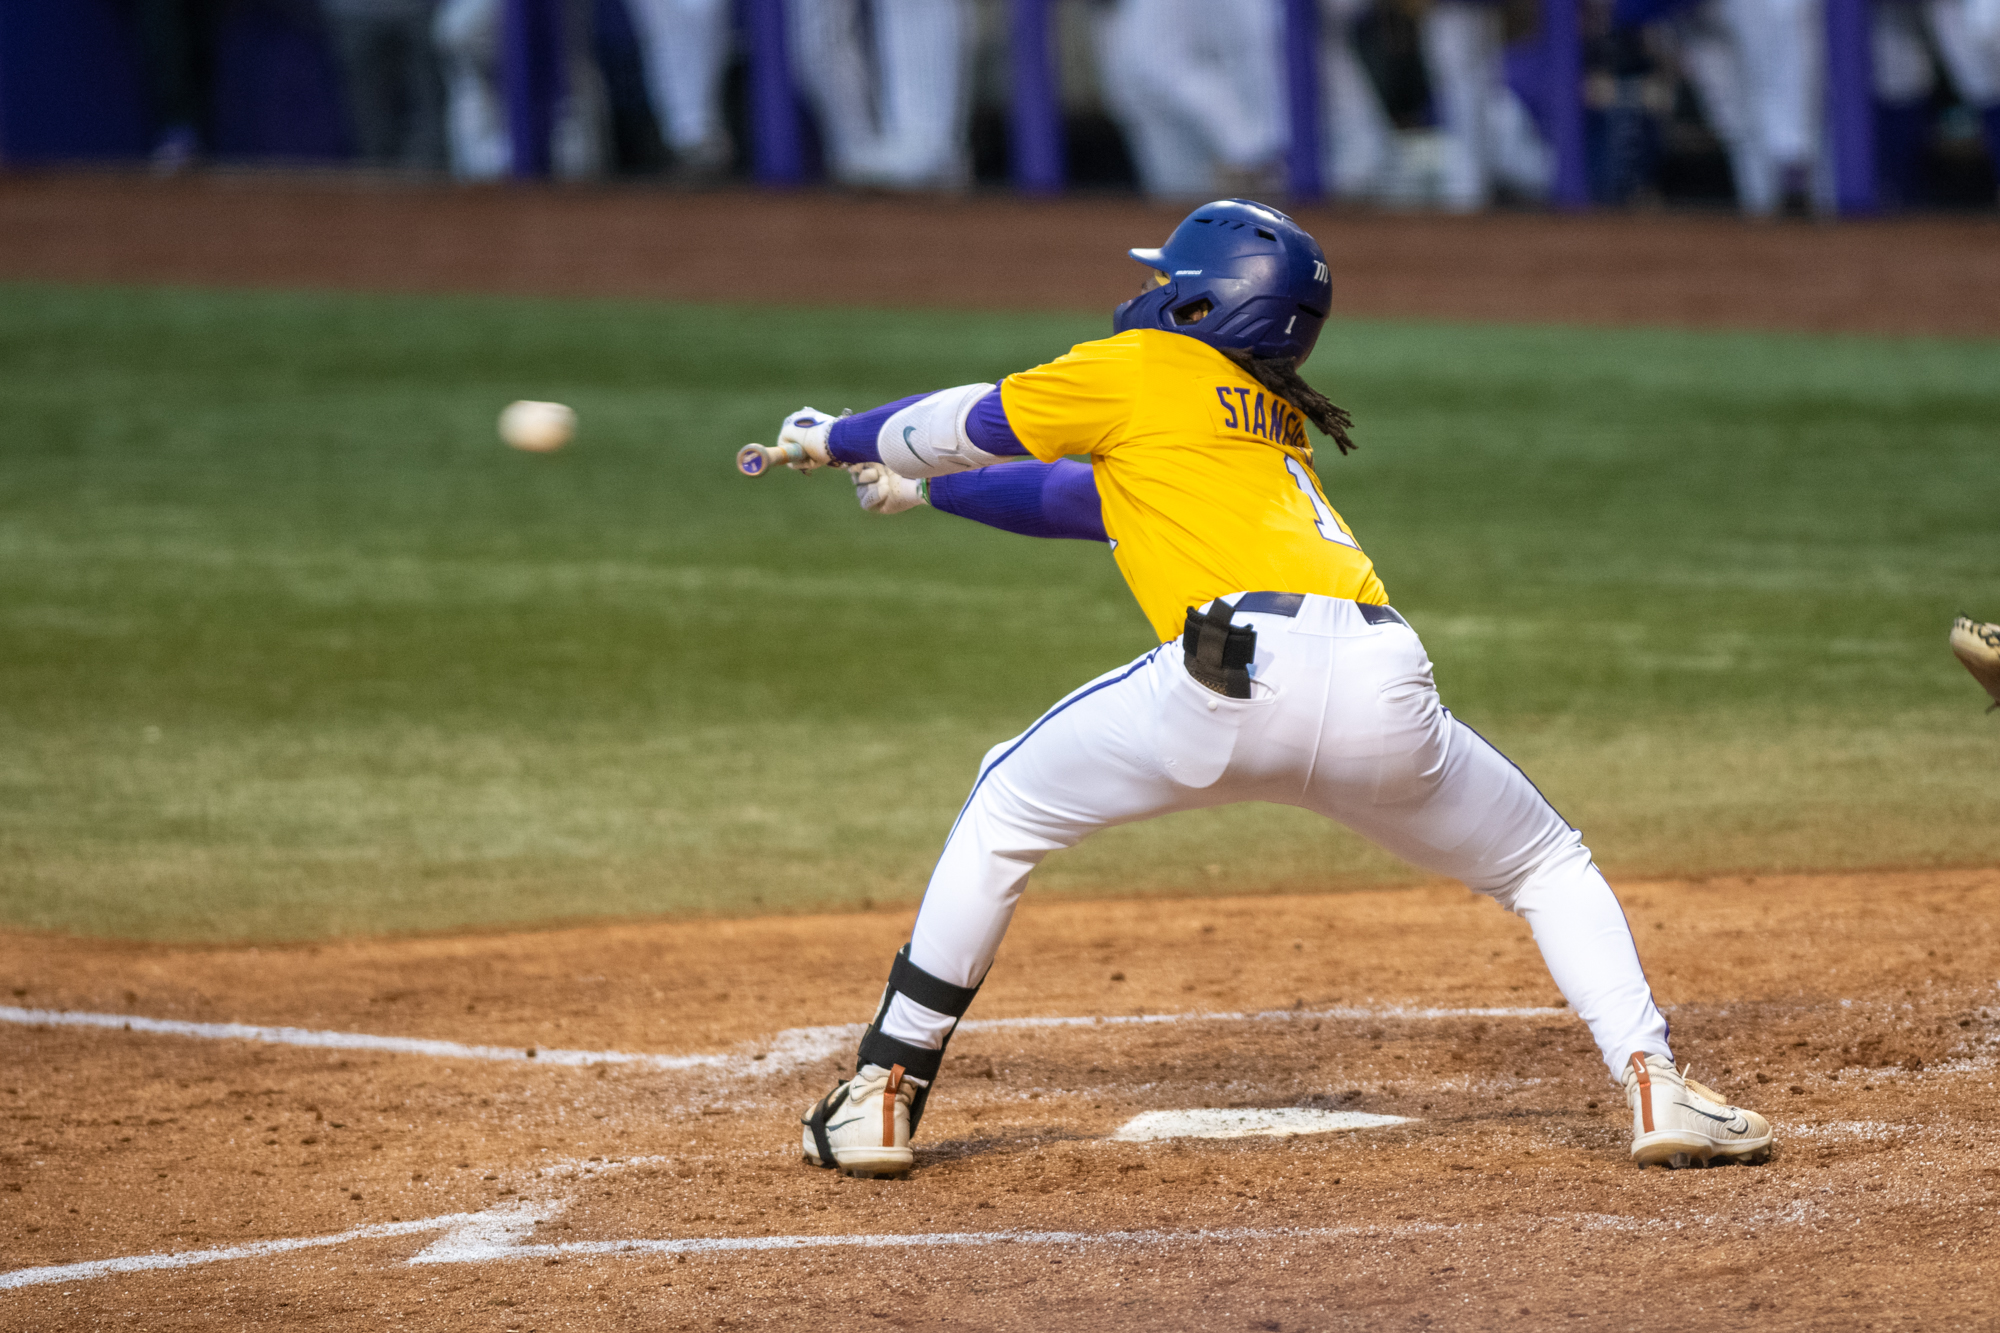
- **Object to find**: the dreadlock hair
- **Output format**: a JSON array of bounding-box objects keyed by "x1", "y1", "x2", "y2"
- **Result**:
[{"x1": 1222, "y1": 350, "x2": 1356, "y2": 456}]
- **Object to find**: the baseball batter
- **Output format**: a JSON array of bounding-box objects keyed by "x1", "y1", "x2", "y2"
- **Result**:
[{"x1": 748, "y1": 200, "x2": 1774, "y2": 1179}]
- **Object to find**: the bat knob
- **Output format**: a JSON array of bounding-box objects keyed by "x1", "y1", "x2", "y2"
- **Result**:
[{"x1": 736, "y1": 444, "x2": 771, "y2": 476}]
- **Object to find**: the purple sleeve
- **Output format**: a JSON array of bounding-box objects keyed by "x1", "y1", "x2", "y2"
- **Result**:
[
  {"x1": 963, "y1": 388, "x2": 1028, "y2": 456},
  {"x1": 825, "y1": 385, "x2": 1030, "y2": 465},
  {"x1": 826, "y1": 394, "x2": 919, "y2": 465},
  {"x1": 927, "y1": 458, "x2": 1107, "y2": 543}
]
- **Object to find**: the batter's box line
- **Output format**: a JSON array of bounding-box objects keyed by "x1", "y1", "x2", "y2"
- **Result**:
[
  {"x1": 0, "y1": 1192, "x2": 1463, "y2": 1295},
  {"x1": 1, "y1": 1193, "x2": 1832, "y2": 1296},
  {"x1": 0, "y1": 1003, "x2": 1567, "y2": 1075},
  {"x1": 0, "y1": 1209, "x2": 497, "y2": 1294}
]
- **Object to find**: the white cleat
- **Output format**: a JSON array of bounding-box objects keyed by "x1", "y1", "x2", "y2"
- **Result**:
[
  {"x1": 1623, "y1": 1052, "x2": 1774, "y2": 1169},
  {"x1": 801, "y1": 1063, "x2": 915, "y2": 1179}
]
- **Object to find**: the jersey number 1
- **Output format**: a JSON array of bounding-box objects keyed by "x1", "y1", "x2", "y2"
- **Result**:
[{"x1": 1285, "y1": 456, "x2": 1359, "y2": 549}]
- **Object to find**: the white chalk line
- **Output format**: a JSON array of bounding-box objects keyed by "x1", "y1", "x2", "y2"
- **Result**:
[
  {"x1": 0, "y1": 1195, "x2": 1459, "y2": 1295},
  {"x1": 0, "y1": 1003, "x2": 1565, "y2": 1075},
  {"x1": 964, "y1": 1004, "x2": 1566, "y2": 1031},
  {"x1": 0, "y1": 1210, "x2": 495, "y2": 1292},
  {"x1": 0, "y1": 1006, "x2": 732, "y2": 1073},
  {"x1": 1111, "y1": 1107, "x2": 1413, "y2": 1141},
  {"x1": 2, "y1": 1191, "x2": 1829, "y2": 1296},
  {"x1": 412, "y1": 1222, "x2": 1443, "y2": 1265}
]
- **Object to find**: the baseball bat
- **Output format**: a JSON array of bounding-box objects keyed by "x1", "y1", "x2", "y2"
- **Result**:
[{"x1": 736, "y1": 441, "x2": 841, "y2": 476}]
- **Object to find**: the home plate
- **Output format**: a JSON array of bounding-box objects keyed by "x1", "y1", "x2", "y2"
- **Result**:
[{"x1": 1111, "y1": 1108, "x2": 1414, "y2": 1142}]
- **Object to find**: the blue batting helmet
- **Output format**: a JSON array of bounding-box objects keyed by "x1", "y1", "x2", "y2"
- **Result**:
[{"x1": 1111, "y1": 199, "x2": 1333, "y2": 365}]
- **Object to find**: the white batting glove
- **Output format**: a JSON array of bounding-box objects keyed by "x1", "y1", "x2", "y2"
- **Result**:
[
  {"x1": 850, "y1": 463, "x2": 928, "y2": 514},
  {"x1": 776, "y1": 406, "x2": 837, "y2": 471}
]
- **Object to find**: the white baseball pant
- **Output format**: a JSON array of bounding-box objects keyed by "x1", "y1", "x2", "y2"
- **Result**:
[{"x1": 881, "y1": 594, "x2": 1672, "y2": 1083}]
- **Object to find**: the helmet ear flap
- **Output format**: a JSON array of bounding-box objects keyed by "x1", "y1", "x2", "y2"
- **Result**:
[{"x1": 1111, "y1": 282, "x2": 1182, "y2": 338}]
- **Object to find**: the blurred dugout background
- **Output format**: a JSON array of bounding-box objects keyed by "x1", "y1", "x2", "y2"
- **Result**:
[{"x1": 0, "y1": 0, "x2": 1995, "y2": 215}]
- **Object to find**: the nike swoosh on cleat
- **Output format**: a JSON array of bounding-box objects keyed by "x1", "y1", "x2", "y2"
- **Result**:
[
  {"x1": 825, "y1": 1117, "x2": 864, "y2": 1132},
  {"x1": 902, "y1": 426, "x2": 917, "y2": 451},
  {"x1": 1676, "y1": 1101, "x2": 1751, "y2": 1134}
]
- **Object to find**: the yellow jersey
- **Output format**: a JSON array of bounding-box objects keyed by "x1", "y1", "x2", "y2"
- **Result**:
[{"x1": 999, "y1": 329, "x2": 1388, "y2": 643}]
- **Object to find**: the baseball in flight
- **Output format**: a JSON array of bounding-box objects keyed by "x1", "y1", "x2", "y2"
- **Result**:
[{"x1": 498, "y1": 400, "x2": 576, "y2": 453}]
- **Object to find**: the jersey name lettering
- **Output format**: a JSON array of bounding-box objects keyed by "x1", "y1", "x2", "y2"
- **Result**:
[{"x1": 1212, "y1": 386, "x2": 1307, "y2": 450}]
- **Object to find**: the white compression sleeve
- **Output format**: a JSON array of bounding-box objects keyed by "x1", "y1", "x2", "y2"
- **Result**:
[{"x1": 876, "y1": 383, "x2": 1009, "y2": 478}]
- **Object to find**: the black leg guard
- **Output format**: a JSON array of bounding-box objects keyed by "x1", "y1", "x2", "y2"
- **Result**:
[{"x1": 853, "y1": 945, "x2": 981, "y2": 1135}]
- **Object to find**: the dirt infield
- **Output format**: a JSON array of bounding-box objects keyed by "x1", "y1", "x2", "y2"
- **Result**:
[
  {"x1": 4, "y1": 173, "x2": 2000, "y2": 335},
  {"x1": 3, "y1": 868, "x2": 1996, "y2": 1329}
]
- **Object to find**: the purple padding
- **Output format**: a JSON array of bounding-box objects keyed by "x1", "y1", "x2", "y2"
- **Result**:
[
  {"x1": 1610, "y1": 0, "x2": 1700, "y2": 22},
  {"x1": 0, "y1": 0, "x2": 149, "y2": 161},
  {"x1": 826, "y1": 387, "x2": 1029, "y2": 465},
  {"x1": 745, "y1": 0, "x2": 804, "y2": 185},
  {"x1": 1825, "y1": 0, "x2": 1877, "y2": 214},
  {"x1": 505, "y1": 0, "x2": 564, "y2": 177},
  {"x1": 210, "y1": 1, "x2": 350, "y2": 160},
  {"x1": 1282, "y1": 0, "x2": 1322, "y2": 199},
  {"x1": 928, "y1": 459, "x2": 1106, "y2": 543},
  {"x1": 1009, "y1": 0, "x2": 1064, "y2": 192}
]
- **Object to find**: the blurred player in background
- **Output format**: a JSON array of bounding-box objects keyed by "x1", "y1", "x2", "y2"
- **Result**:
[
  {"x1": 1658, "y1": 0, "x2": 1825, "y2": 214},
  {"x1": 1872, "y1": 0, "x2": 2000, "y2": 205},
  {"x1": 433, "y1": 0, "x2": 607, "y2": 178},
  {"x1": 1094, "y1": 0, "x2": 1287, "y2": 197},
  {"x1": 1416, "y1": 0, "x2": 1553, "y2": 209},
  {"x1": 321, "y1": 0, "x2": 447, "y2": 170},
  {"x1": 623, "y1": 0, "x2": 735, "y2": 178},
  {"x1": 1319, "y1": 0, "x2": 1401, "y2": 199},
  {"x1": 135, "y1": 0, "x2": 221, "y2": 172},
  {"x1": 790, "y1": 0, "x2": 975, "y2": 190}
]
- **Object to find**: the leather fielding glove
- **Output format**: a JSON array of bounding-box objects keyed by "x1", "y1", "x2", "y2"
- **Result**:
[
  {"x1": 775, "y1": 407, "x2": 837, "y2": 471},
  {"x1": 1950, "y1": 615, "x2": 2000, "y2": 712},
  {"x1": 851, "y1": 463, "x2": 928, "y2": 515}
]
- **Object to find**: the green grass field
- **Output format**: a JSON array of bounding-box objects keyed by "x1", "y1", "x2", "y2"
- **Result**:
[{"x1": 2, "y1": 283, "x2": 1995, "y2": 941}]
